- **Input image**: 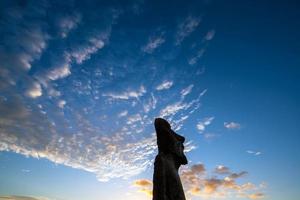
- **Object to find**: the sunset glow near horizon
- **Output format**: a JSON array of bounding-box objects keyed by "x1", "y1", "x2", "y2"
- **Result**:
[{"x1": 0, "y1": 1, "x2": 299, "y2": 200}]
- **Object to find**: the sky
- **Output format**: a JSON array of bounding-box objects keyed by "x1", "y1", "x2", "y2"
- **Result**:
[{"x1": 0, "y1": 0, "x2": 299, "y2": 200}]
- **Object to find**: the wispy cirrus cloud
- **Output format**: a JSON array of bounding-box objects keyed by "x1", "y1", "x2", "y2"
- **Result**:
[
  {"x1": 57, "y1": 13, "x2": 81, "y2": 38},
  {"x1": 103, "y1": 85, "x2": 146, "y2": 100},
  {"x1": 175, "y1": 16, "x2": 201, "y2": 45},
  {"x1": 188, "y1": 48, "x2": 205, "y2": 65},
  {"x1": 224, "y1": 122, "x2": 241, "y2": 130},
  {"x1": 180, "y1": 84, "x2": 194, "y2": 97},
  {"x1": 68, "y1": 36, "x2": 106, "y2": 65},
  {"x1": 247, "y1": 150, "x2": 262, "y2": 156},
  {"x1": 196, "y1": 117, "x2": 214, "y2": 133},
  {"x1": 142, "y1": 35, "x2": 165, "y2": 53},
  {"x1": 118, "y1": 110, "x2": 128, "y2": 118},
  {"x1": 156, "y1": 80, "x2": 173, "y2": 91},
  {"x1": 204, "y1": 29, "x2": 216, "y2": 41}
]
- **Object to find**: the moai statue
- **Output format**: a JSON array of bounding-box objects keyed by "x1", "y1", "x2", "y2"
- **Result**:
[{"x1": 152, "y1": 118, "x2": 188, "y2": 200}]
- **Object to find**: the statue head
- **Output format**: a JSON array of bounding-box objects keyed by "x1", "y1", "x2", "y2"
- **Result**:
[
  {"x1": 154, "y1": 118, "x2": 188, "y2": 165},
  {"x1": 154, "y1": 117, "x2": 171, "y2": 130}
]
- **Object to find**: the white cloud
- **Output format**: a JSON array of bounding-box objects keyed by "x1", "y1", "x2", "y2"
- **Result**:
[
  {"x1": 197, "y1": 117, "x2": 214, "y2": 133},
  {"x1": 0, "y1": 25, "x2": 48, "y2": 91},
  {"x1": 21, "y1": 169, "x2": 31, "y2": 173},
  {"x1": 247, "y1": 150, "x2": 262, "y2": 156},
  {"x1": 156, "y1": 80, "x2": 173, "y2": 90},
  {"x1": 188, "y1": 48, "x2": 205, "y2": 65},
  {"x1": 175, "y1": 16, "x2": 201, "y2": 45},
  {"x1": 58, "y1": 100, "x2": 66, "y2": 109},
  {"x1": 15, "y1": 28, "x2": 48, "y2": 70},
  {"x1": 224, "y1": 122, "x2": 241, "y2": 130},
  {"x1": 142, "y1": 36, "x2": 165, "y2": 53},
  {"x1": 46, "y1": 62, "x2": 71, "y2": 81},
  {"x1": 143, "y1": 93, "x2": 157, "y2": 113},
  {"x1": 127, "y1": 114, "x2": 143, "y2": 125},
  {"x1": 103, "y1": 85, "x2": 146, "y2": 100},
  {"x1": 69, "y1": 36, "x2": 105, "y2": 64},
  {"x1": 215, "y1": 165, "x2": 230, "y2": 174},
  {"x1": 204, "y1": 29, "x2": 216, "y2": 41},
  {"x1": 118, "y1": 110, "x2": 128, "y2": 118},
  {"x1": 181, "y1": 84, "x2": 194, "y2": 97},
  {"x1": 0, "y1": 108, "x2": 157, "y2": 181},
  {"x1": 58, "y1": 13, "x2": 81, "y2": 38},
  {"x1": 160, "y1": 101, "x2": 188, "y2": 118},
  {"x1": 25, "y1": 81, "x2": 42, "y2": 98}
]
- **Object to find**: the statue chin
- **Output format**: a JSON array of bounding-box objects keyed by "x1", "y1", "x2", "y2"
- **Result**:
[
  {"x1": 181, "y1": 155, "x2": 188, "y2": 165},
  {"x1": 179, "y1": 154, "x2": 188, "y2": 165}
]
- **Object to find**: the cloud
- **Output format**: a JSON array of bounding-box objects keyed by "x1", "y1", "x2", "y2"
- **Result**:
[
  {"x1": 103, "y1": 85, "x2": 146, "y2": 100},
  {"x1": 127, "y1": 114, "x2": 143, "y2": 125},
  {"x1": 143, "y1": 93, "x2": 157, "y2": 113},
  {"x1": 188, "y1": 48, "x2": 205, "y2": 65},
  {"x1": 68, "y1": 36, "x2": 105, "y2": 64},
  {"x1": 57, "y1": 100, "x2": 66, "y2": 109},
  {"x1": 247, "y1": 193, "x2": 265, "y2": 199},
  {"x1": 188, "y1": 29, "x2": 215, "y2": 66},
  {"x1": 32, "y1": 57, "x2": 72, "y2": 98},
  {"x1": 159, "y1": 90, "x2": 205, "y2": 130},
  {"x1": 25, "y1": 81, "x2": 43, "y2": 98},
  {"x1": 58, "y1": 13, "x2": 81, "y2": 38},
  {"x1": 35, "y1": 29, "x2": 109, "y2": 98},
  {"x1": 0, "y1": 1, "x2": 211, "y2": 185},
  {"x1": 0, "y1": 94, "x2": 29, "y2": 121},
  {"x1": 118, "y1": 110, "x2": 128, "y2": 118},
  {"x1": 0, "y1": 115, "x2": 157, "y2": 181},
  {"x1": 160, "y1": 102, "x2": 188, "y2": 118},
  {"x1": 156, "y1": 80, "x2": 173, "y2": 91},
  {"x1": 135, "y1": 163, "x2": 265, "y2": 200},
  {"x1": 142, "y1": 35, "x2": 165, "y2": 53},
  {"x1": 204, "y1": 29, "x2": 216, "y2": 41},
  {"x1": 175, "y1": 16, "x2": 201, "y2": 45},
  {"x1": 138, "y1": 188, "x2": 153, "y2": 197},
  {"x1": 196, "y1": 117, "x2": 214, "y2": 133},
  {"x1": 0, "y1": 3, "x2": 48, "y2": 92},
  {"x1": 247, "y1": 150, "x2": 262, "y2": 156},
  {"x1": 134, "y1": 179, "x2": 152, "y2": 187},
  {"x1": 215, "y1": 165, "x2": 230, "y2": 174},
  {"x1": 133, "y1": 179, "x2": 153, "y2": 197},
  {"x1": 180, "y1": 164, "x2": 265, "y2": 199},
  {"x1": 1, "y1": 27, "x2": 48, "y2": 71},
  {"x1": 46, "y1": 62, "x2": 72, "y2": 81},
  {"x1": 228, "y1": 171, "x2": 248, "y2": 179},
  {"x1": 224, "y1": 122, "x2": 241, "y2": 130},
  {"x1": 181, "y1": 84, "x2": 194, "y2": 97}
]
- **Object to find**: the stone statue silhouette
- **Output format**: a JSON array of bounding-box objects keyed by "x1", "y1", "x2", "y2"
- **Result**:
[{"x1": 152, "y1": 118, "x2": 188, "y2": 200}]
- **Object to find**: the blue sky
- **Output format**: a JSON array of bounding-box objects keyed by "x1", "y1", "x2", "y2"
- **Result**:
[{"x1": 0, "y1": 0, "x2": 299, "y2": 200}]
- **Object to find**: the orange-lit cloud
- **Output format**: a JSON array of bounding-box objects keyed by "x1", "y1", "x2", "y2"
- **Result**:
[
  {"x1": 133, "y1": 179, "x2": 153, "y2": 197},
  {"x1": 134, "y1": 163, "x2": 266, "y2": 199},
  {"x1": 134, "y1": 179, "x2": 152, "y2": 187}
]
